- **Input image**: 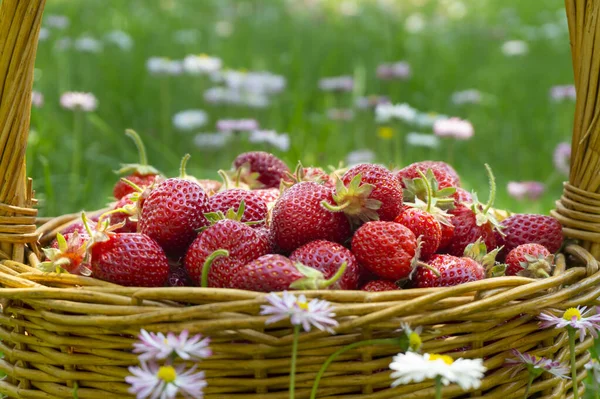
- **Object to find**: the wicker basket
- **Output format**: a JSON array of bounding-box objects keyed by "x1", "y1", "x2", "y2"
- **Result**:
[{"x1": 0, "y1": 0, "x2": 599, "y2": 398}]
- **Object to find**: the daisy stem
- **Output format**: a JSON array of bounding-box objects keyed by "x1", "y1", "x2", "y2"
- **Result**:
[
  {"x1": 310, "y1": 337, "x2": 406, "y2": 399},
  {"x1": 434, "y1": 376, "x2": 442, "y2": 399},
  {"x1": 524, "y1": 373, "x2": 533, "y2": 399},
  {"x1": 289, "y1": 325, "x2": 300, "y2": 399},
  {"x1": 568, "y1": 327, "x2": 579, "y2": 399},
  {"x1": 69, "y1": 110, "x2": 84, "y2": 201}
]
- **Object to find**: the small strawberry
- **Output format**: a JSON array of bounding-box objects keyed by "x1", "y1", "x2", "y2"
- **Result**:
[
  {"x1": 400, "y1": 168, "x2": 457, "y2": 210},
  {"x1": 361, "y1": 280, "x2": 398, "y2": 292},
  {"x1": 39, "y1": 232, "x2": 91, "y2": 276},
  {"x1": 396, "y1": 161, "x2": 460, "y2": 190},
  {"x1": 230, "y1": 254, "x2": 348, "y2": 292},
  {"x1": 395, "y1": 207, "x2": 441, "y2": 260},
  {"x1": 505, "y1": 243, "x2": 553, "y2": 278},
  {"x1": 113, "y1": 129, "x2": 161, "y2": 200},
  {"x1": 495, "y1": 214, "x2": 563, "y2": 256},
  {"x1": 452, "y1": 188, "x2": 473, "y2": 206},
  {"x1": 412, "y1": 254, "x2": 484, "y2": 288},
  {"x1": 209, "y1": 189, "x2": 267, "y2": 228},
  {"x1": 233, "y1": 151, "x2": 290, "y2": 189},
  {"x1": 184, "y1": 219, "x2": 270, "y2": 288},
  {"x1": 60, "y1": 215, "x2": 99, "y2": 236},
  {"x1": 351, "y1": 221, "x2": 418, "y2": 281},
  {"x1": 107, "y1": 193, "x2": 138, "y2": 233},
  {"x1": 271, "y1": 182, "x2": 352, "y2": 253},
  {"x1": 281, "y1": 162, "x2": 336, "y2": 189},
  {"x1": 289, "y1": 240, "x2": 361, "y2": 290}
]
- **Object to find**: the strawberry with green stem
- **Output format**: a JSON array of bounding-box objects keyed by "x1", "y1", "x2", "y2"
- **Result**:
[
  {"x1": 505, "y1": 243, "x2": 554, "y2": 278},
  {"x1": 233, "y1": 151, "x2": 290, "y2": 189},
  {"x1": 412, "y1": 253, "x2": 485, "y2": 288},
  {"x1": 39, "y1": 231, "x2": 91, "y2": 276}
]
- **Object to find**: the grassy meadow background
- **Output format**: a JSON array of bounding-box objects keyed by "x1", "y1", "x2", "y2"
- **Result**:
[{"x1": 27, "y1": 0, "x2": 575, "y2": 217}]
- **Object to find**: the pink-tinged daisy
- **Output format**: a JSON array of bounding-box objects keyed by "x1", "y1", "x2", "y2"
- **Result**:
[
  {"x1": 126, "y1": 362, "x2": 207, "y2": 399},
  {"x1": 133, "y1": 329, "x2": 212, "y2": 362},
  {"x1": 318, "y1": 76, "x2": 354, "y2": 92},
  {"x1": 260, "y1": 291, "x2": 338, "y2": 333},
  {"x1": 433, "y1": 117, "x2": 474, "y2": 140},
  {"x1": 31, "y1": 91, "x2": 44, "y2": 108},
  {"x1": 550, "y1": 85, "x2": 576, "y2": 102},
  {"x1": 216, "y1": 119, "x2": 259, "y2": 132},
  {"x1": 60, "y1": 92, "x2": 98, "y2": 112},
  {"x1": 553, "y1": 142, "x2": 571, "y2": 176},
  {"x1": 539, "y1": 306, "x2": 600, "y2": 342},
  {"x1": 505, "y1": 349, "x2": 569, "y2": 379},
  {"x1": 507, "y1": 181, "x2": 545, "y2": 201},
  {"x1": 376, "y1": 61, "x2": 411, "y2": 80}
]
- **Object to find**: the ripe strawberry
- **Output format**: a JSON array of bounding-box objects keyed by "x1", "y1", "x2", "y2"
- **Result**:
[
  {"x1": 184, "y1": 219, "x2": 270, "y2": 288},
  {"x1": 139, "y1": 178, "x2": 211, "y2": 257},
  {"x1": 495, "y1": 214, "x2": 563, "y2": 256},
  {"x1": 438, "y1": 222, "x2": 455, "y2": 252},
  {"x1": 289, "y1": 240, "x2": 361, "y2": 290},
  {"x1": 394, "y1": 207, "x2": 442, "y2": 260},
  {"x1": 361, "y1": 280, "x2": 398, "y2": 292},
  {"x1": 505, "y1": 243, "x2": 553, "y2": 278},
  {"x1": 271, "y1": 182, "x2": 352, "y2": 253},
  {"x1": 412, "y1": 254, "x2": 484, "y2": 288},
  {"x1": 209, "y1": 189, "x2": 267, "y2": 228},
  {"x1": 113, "y1": 130, "x2": 161, "y2": 200},
  {"x1": 233, "y1": 151, "x2": 290, "y2": 189},
  {"x1": 108, "y1": 193, "x2": 138, "y2": 233},
  {"x1": 282, "y1": 163, "x2": 336, "y2": 189},
  {"x1": 396, "y1": 161, "x2": 461, "y2": 190},
  {"x1": 351, "y1": 221, "x2": 417, "y2": 281},
  {"x1": 445, "y1": 204, "x2": 496, "y2": 256},
  {"x1": 252, "y1": 188, "x2": 281, "y2": 205},
  {"x1": 40, "y1": 232, "x2": 91, "y2": 276},
  {"x1": 90, "y1": 233, "x2": 170, "y2": 287},
  {"x1": 452, "y1": 188, "x2": 473, "y2": 206},
  {"x1": 60, "y1": 216, "x2": 99, "y2": 236},
  {"x1": 230, "y1": 254, "x2": 347, "y2": 292}
]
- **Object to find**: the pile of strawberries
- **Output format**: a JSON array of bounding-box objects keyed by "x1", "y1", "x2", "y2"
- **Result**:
[{"x1": 41, "y1": 132, "x2": 564, "y2": 292}]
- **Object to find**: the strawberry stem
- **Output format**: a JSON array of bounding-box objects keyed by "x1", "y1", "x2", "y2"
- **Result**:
[
  {"x1": 200, "y1": 249, "x2": 230, "y2": 287},
  {"x1": 125, "y1": 129, "x2": 148, "y2": 166},
  {"x1": 320, "y1": 200, "x2": 350, "y2": 212},
  {"x1": 120, "y1": 177, "x2": 144, "y2": 193},
  {"x1": 482, "y1": 163, "x2": 496, "y2": 214},
  {"x1": 417, "y1": 170, "x2": 433, "y2": 213},
  {"x1": 179, "y1": 154, "x2": 191, "y2": 178},
  {"x1": 320, "y1": 262, "x2": 348, "y2": 289},
  {"x1": 416, "y1": 261, "x2": 441, "y2": 277}
]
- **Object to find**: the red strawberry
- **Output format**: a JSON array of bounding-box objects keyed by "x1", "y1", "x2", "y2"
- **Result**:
[
  {"x1": 396, "y1": 161, "x2": 460, "y2": 189},
  {"x1": 233, "y1": 151, "x2": 290, "y2": 189},
  {"x1": 394, "y1": 207, "x2": 441, "y2": 260},
  {"x1": 40, "y1": 232, "x2": 91, "y2": 276},
  {"x1": 139, "y1": 178, "x2": 211, "y2": 257},
  {"x1": 495, "y1": 214, "x2": 563, "y2": 256},
  {"x1": 351, "y1": 221, "x2": 417, "y2": 281},
  {"x1": 362, "y1": 280, "x2": 398, "y2": 292},
  {"x1": 184, "y1": 219, "x2": 270, "y2": 288},
  {"x1": 327, "y1": 163, "x2": 403, "y2": 226},
  {"x1": 505, "y1": 243, "x2": 553, "y2": 278},
  {"x1": 253, "y1": 188, "x2": 281, "y2": 205},
  {"x1": 282, "y1": 163, "x2": 336, "y2": 189},
  {"x1": 113, "y1": 130, "x2": 161, "y2": 200},
  {"x1": 60, "y1": 215, "x2": 99, "y2": 236},
  {"x1": 271, "y1": 182, "x2": 352, "y2": 253},
  {"x1": 445, "y1": 204, "x2": 496, "y2": 256},
  {"x1": 230, "y1": 254, "x2": 347, "y2": 292},
  {"x1": 289, "y1": 240, "x2": 361, "y2": 290},
  {"x1": 209, "y1": 189, "x2": 267, "y2": 228},
  {"x1": 438, "y1": 222, "x2": 455, "y2": 252},
  {"x1": 412, "y1": 254, "x2": 484, "y2": 288},
  {"x1": 108, "y1": 193, "x2": 138, "y2": 233},
  {"x1": 452, "y1": 188, "x2": 473, "y2": 206},
  {"x1": 90, "y1": 233, "x2": 170, "y2": 287}
]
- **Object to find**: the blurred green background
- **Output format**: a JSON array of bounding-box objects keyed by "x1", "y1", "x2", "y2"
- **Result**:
[{"x1": 27, "y1": 0, "x2": 575, "y2": 216}]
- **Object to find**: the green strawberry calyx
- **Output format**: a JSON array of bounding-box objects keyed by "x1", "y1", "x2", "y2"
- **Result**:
[
  {"x1": 281, "y1": 162, "x2": 330, "y2": 191},
  {"x1": 221, "y1": 162, "x2": 264, "y2": 190},
  {"x1": 463, "y1": 238, "x2": 506, "y2": 277},
  {"x1": 115, "y1": 129, "x2": 161, "y2": 176},
  {"x1": 470, "y1": 164, "x2": 504, "y2": 236},
  {"x1": 289, "y1": 261, "x2": 348, "y2": 290},
  {"x1": 201, "y1": 200, "x2": 265, "y2": 229},
  {"x1": 402, "y1": 168, "x2": 456, "y2": 211},
  {"x1": 38, "y1": 231, "x2": 91, "y2": 276},
  {"x1": 321, "y1": 173, "x2": 382, "y2": 227},
  {"x1": 200, "y1": 249, "x2": 230, "y2": 287},
  {"x1": 517, "y1": 253, "x2": 554, "y2": 279}
]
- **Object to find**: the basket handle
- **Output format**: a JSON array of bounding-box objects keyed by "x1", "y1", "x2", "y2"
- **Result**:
[{"x1": 0, "y1": 0, "x2": 46, "y2": 262}]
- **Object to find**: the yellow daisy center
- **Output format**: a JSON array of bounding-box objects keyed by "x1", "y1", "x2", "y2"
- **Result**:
[
  {"x1": 428, "y1": 354, "x2": 454, "y2": 365},
  {"x1": 563, "y1": 308, "x2": 582, "y2": 321},
  {"x1": 296, "y1": 300, "x2": 309, "y2": 311},
  {"x1": 377, "y1": 126, "x2": 394, "y2": 140},
  {"x1": 157, "y1": 366, "x2": 177, "y2": 383},
  {"x1": 408, "y1": 332, "x2": 422, "y2": 352}
]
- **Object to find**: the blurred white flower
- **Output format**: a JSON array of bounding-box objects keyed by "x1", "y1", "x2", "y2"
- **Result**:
[
  {"x1": 54, "y1": 37, "x2": 72, "y2": 51},
  {"x1": 173, "y1": 110, "x2": 208, "y2": 131},
  {"x1": 173, "y1": 29, "x2": 199, "y2": 44},
  {"x1": 433, "y1": 117, "x2": 474, "y2": 140},
  {"x1": 105, "y1": 30, "x2": 134, "y2": 51},
  {"x1": 501, "y1": 40, "x2": 529, "y2": 56},
  {"x1": 204, "y1": 87, "x2": 270, "y2": 108},
  {"x1": 146, "y1": 57, "x2": 183, "y2": 75},
  {"x1": 194, "y1": 132, "x2": 231, "y2": 149},
  {"x1": 218, "y1": 70, "x2": 286, "y2": 94},
  {"x1": 38, "y1": 27, "x2": 50, "y2": 42},
  {"x1": 553, "y1": 142, "x2": 571, "y2": 175},
  {"x1": 327, "y1": 108, "x2": 355, "y2": 121},
  {"x1": 74, "y1": 36, "x2": 103, "y2": 53},
  {"x1": 183, "y1": 54, "x2": 222, "y2": 75},
  {"x1": 377, "y1": 61, "x2": 411, "y2": 80},
  {"x1": 346, "y1": 149, "x2": 375, "y2": 166},
  {"x1": 31, "y1": 91, "x2": 44, "y2": 108},
  {"x1": 550, "y1": 85, "x2": 576, "y2": 102},
  {"x1": 414, "y1": 112, "x2": 448, "y2": 128},
  {"x1": 375, "y1": 103, "x2": 418, "y2": 123},
  {"x1": 338, "y1": 0, "x2": 359, "y2": 16},
  {"x1": 355, "y1": 95, "x2": 390, "y2": 109},
  {"x1": 541, "y1": 22, "x2": 563, "y2": 40},
  {"x1": 249, "y1": 130, "x2": 290, "y2": 152},
  {"x1": 217, "y1": 119, "x2": 259, "y2": 132},
  {"x1": 451, "y1": 89, "x2": 482, "y2": 105},
  {"x1": 60, "y1": 92, "x2": 98, "y2": 112},
  {"x1": 215, "y1": 21, "x2": 234, "y2": 37},
  {"x1": 405, "y1": 13, "x2": 426, "y2": 34},
  {"x1": 318, "y1": 76, "x2": 354, "y2": 92},
  {"x1": 45, "y1": 15, "x2": 70, "y2": 30},
  {"x1": 507, "y1": 181, "x2": 545, "y2": 201},
  {"x1": 443, "y1": 0, "x2": 468, "y2": 19},
  {"x1": 406, "y1": 132, "x2": 440, "y2": 148}
]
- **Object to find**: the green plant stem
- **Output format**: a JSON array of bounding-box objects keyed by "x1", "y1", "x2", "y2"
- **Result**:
[
  {"x1": 290, "y1": 325, "x2": 300, "y2": 399},
  {"x1": 200, "y1": 249, "x2": 229, "y2": 287},
  {"x1": 569, "y1": 327, "x2": 579, "y2": 399},
  {"x1": 310, "y1": 337, "x2": 406, "y2": 399},
  {"x1": 524, "y1": 373, "x2": 533, "y2": 399},
  {"x1": 434, "y1": 376, "x2": 442, "y2": 399},
  {"x1": 69, "y1": 111, "x2": 84, "y2": 201}
]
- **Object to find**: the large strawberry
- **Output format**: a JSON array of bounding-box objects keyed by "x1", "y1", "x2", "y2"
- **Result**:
[
  {"x1": 412, "y1": 254, "x2": 484, "y2": 288},
  {"x1": 351, "y1": 221, "x2": 418, "y2": 281},
  {"x1": 495, "y1": 214, "x2": 563, "y2": 257},
  {"x1": 113, "y1": 129, "x2": 161, "y2": 200},
  {"x1": 289, "y1": 240, "x2": 361, "y2": 290},
  {"x1": 209, "y1": 189, "x2": 267, "y2": 228},
  {"x1": 184, "y1": 219, "x2": 270, "y2": 288},
  {"x1": 233, "y1": 151, "x2": 290, "y2": 189},
  {"x1": 271, "y1": 182, "x2": 352, "y2": 253},
  {"x1": 505, "y1": 243, "x2": 553, "y2": 278},
  {"x1": 230, "y1": 254, "x2": 347, "y2": 292},
  {"x1": 90, "y1": 232, "x2": 170, "y2": 287},
  {"x1": 139, "y1": 175, "x2": 211, "y2": 257}
]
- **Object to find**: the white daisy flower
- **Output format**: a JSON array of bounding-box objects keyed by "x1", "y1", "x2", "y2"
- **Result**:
[
  {"x1": 501, "y1": 40, "x2": 529, "y2": 56},
  {"x1": 451, "y1": 89, "x2": 482, "y2": 105},
  {"x1": 183, "y1": 54, "x2": 222, "y2": 75},
  {"x1": 60, "y1": 92, "x2": 98, "y2": 112},
  {"x1": 346, "y1": 149, "x2": 375, "y2": 165},
  {"x1": 172, "y1": 110, "x2": 208, "y2": 131},
  {"x1": 550, "y1": 85, "x2": 576, "y2": 102},
  {"x1": 376, "y1": 61, "x2": 411, "y2": 80},
  {"x1": 133, "y1": 329, "x2": 212, "y2": 362},
  {"x1": 539, "y1": 306, "x2": 600, "y2": 342},
  {"x1": 318, "y1": 76, "x2": 354, "y2": 92},
  {"x1": 249, "y1": 130, "x2": 290, "y2": 151},
  {"x1": 390, "y1": 352, "x2": 486, "y2": 391},
  {"x1": 105, "y1": 30, "x2": 134, "y2": 51},
  {"x1": 216, "y1": 119, "x2": 259, "y2": 132},
  {"x1": 31, "y1": 91, "x2": 44, "y2": 108},
  {"x1": 126, "y1": 362, "x2": 207, "y2": 399},
  {"x1": 433, "y1": 117, "x2": 474, "y2": 140},
  {"x1": 45, "y1": 14, "x2": 70, "y2": 30},
  {"x1": 38, "y1": 27, "x2": 50, "y2": 42},
  {"x1": 406, "y1": 132, "x2": 440, "y2": 148},
  {"x1": 375, "y1": 103, "x2": 418, "y2": 123},
  {"x1": 505, "y1": 349, "x2": 569, "y2": 379},
  {"x1": 260, "y1": 291, "x2": 338, "y2": 333},
  {"x1": 146, "y1": 57, "x2": 183, "y2": 76},
  {"x1": 74, "y1": 36, "x2": 103, "y2": 53},
  {"x1": 193, "y1": 133, "x2": 231, "y2": 149},
  {"x1": 507, "y1": 181, "x2": 545, "y2": 201}
]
